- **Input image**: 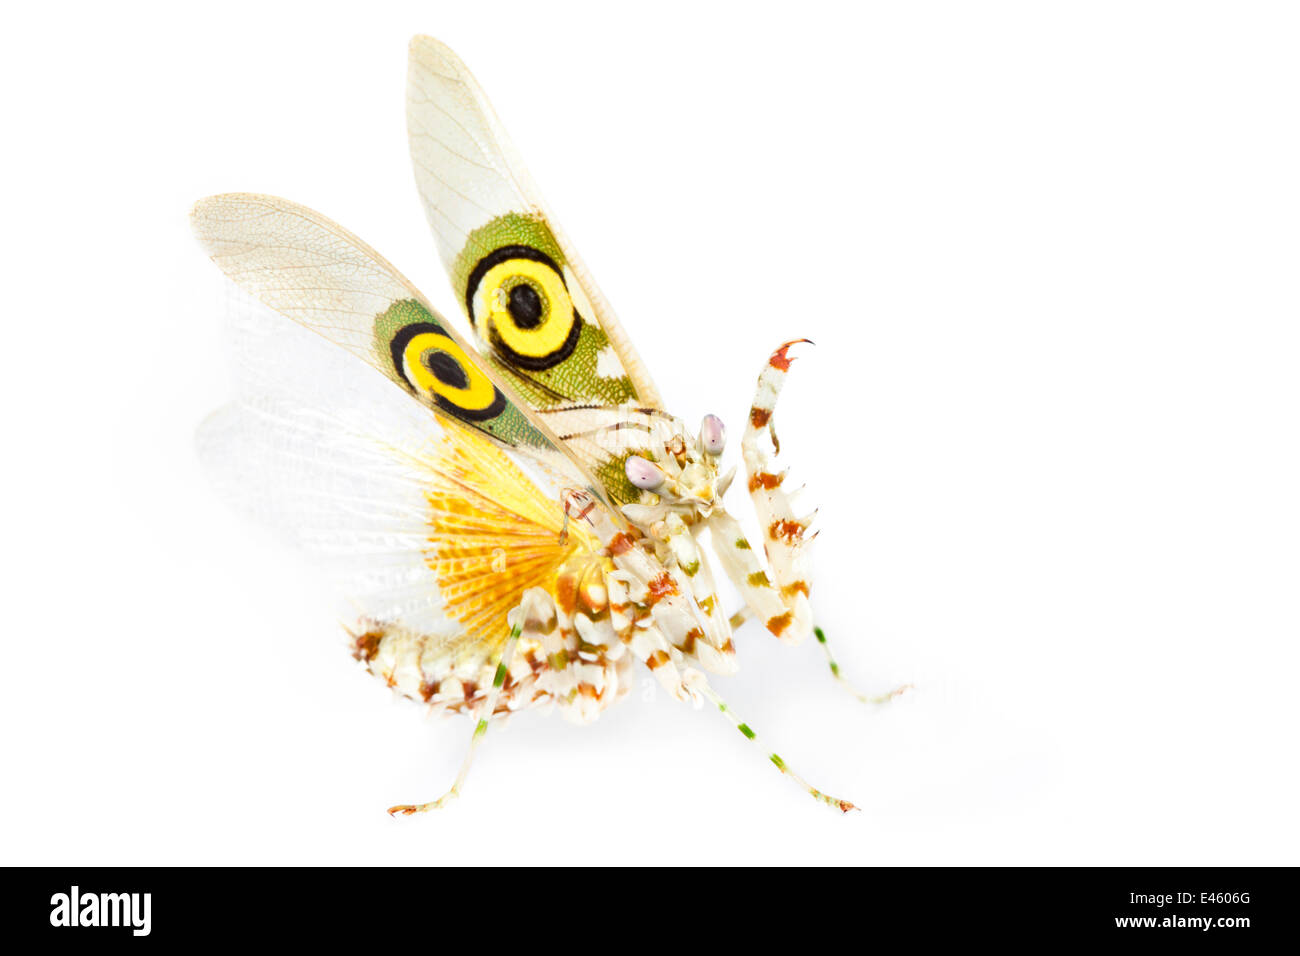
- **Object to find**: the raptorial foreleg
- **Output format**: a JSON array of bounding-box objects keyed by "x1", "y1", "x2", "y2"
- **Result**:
[
  {"x1": 606, "y1": 569, "x2": 705, "y2": 703},
  {"x1": 656, "y1": 513, "x2": 736, "y2": 674},
  {"x1": 730, "y1": 342, "x2": 911, "y2": 704},
  {"x1": 705, "y1": 508, "x2": 800, "y2": 640},
  {"x1": 740, "y1": 340, "x2": 817, "y2": 638}
]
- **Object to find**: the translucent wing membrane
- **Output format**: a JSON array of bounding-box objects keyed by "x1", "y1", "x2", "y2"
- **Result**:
[
  {"x1": 406, "y1": 35, "x2": 662, "y2": 410},
  {"x1": 197, "y1": 295, "x2": 596, "y2": 690}
]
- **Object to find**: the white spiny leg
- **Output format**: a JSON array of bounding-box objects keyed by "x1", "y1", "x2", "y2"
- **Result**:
[
  {"x1": 567, "y1": 488, "x2": 722, "y2": 686},
  {"x1": 741, "y1": 340, "x2": 816, "y2": 638},
  {"x1": 706, "y1": 508, "x2": 797, "y2": 640},
  {"x1": 725, "y1": 341, "x2": 911, "y2": 704},
  {"x1": 660, "y1": 514, "x2": 735, "y2": 673},
  {"x1": 388, "y1": 591, "x2": 550, "y2": 815},
  {"x1": 625, "y1": 617, "x2": 704, "y2": 703},
  {"x1": 696, "y1": 682, "x2": 856, "y2": 813}
]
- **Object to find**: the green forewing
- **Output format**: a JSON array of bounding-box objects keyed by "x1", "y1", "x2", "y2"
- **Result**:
[
  {"x1": 406, "y1": 36, "x2": 662, "y2": 417},
  {"x1": 372, "y1": 297, "x2": 550, "y2": 448}
]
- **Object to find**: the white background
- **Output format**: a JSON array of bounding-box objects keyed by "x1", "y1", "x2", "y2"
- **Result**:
[{"x1": 3, "y1": 1, "x2": 1297, "y2": 865}]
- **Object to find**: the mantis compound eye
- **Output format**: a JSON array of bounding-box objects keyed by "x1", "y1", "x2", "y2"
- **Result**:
[
  {"x1": 699, "y1": 414, "x2": 727, "y2": 455},
  {"x1": 625, "y1": 455, "x2": 666, "y2": 491}
]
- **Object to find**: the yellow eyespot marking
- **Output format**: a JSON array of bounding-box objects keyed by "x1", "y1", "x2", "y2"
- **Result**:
[
  {"x1": 395, "y1": 323, "x2": 504, "y2": 419},
  {"x1": 479, "y1": 259, "x2": 573, "y2": 358},
  {"x1": 466, "y1": 245, "x2": 581, "y2": 370}
]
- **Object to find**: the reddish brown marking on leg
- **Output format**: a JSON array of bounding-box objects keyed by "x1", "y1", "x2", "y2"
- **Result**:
[
  {"x1": 768, "y1": 339, "x2": 812, "y2": 371},
  {"x1": 766, "y1": 611, "x2": 794, "y2": 636},
  {"x1": 748, "y1": 471, "x2": 783, "y2": 492},
  {"x1": 352, "y1": 630, "x2": 383, "y2": 662},
  {"x1": 609, "y1": 532, "x2": 637, "y2": 556},
  {"x1": 646, "y1": 572, "x2": 678, "y2": 604},
  {"x1": 750, "y1": 406, "x2": 771, "y2": 428},
  {"x1": 419, "y1": 679, "x2": 439, "y2": 702},
  {"x1": 781, "y1": 581, "x2": 810, "y2": 599},
  {"x1": 646, "y1": 649, "x2": 670, "y2": 671},
  {"x1": 555, "y1": 574, "x2": 579, "y2": 615},
  {"x1": 681, "y1": 627, "x2": 704, "y2": 654},
  {"x1": 768, "y1": 518, "x2": 806, "y2": 542}
]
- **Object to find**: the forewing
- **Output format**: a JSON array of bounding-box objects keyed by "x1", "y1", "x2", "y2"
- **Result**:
[
  {"x1": 193, "y1": 193, "x2": 547, "y2": 450},
  {"x1": 406, "y1": 35, "x2": 662, "y2": 410},
  {"x1": 191, "y1": 192, "x2": 621, "y2": 509}
]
